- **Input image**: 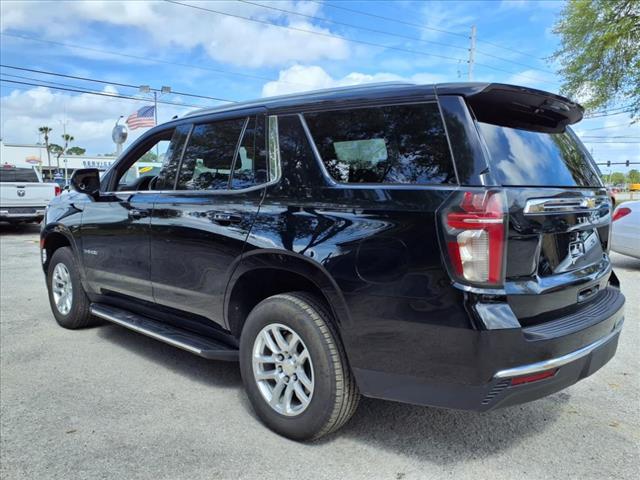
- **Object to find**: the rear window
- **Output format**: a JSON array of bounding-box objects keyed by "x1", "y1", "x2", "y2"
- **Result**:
[
  {"x1": 478, "y1": 123, "x2": 602, "y2": 187},
  {"x1": 304, "y1": 103, "x2": 456, "y2": 184},
  {"x1": 0, "y1": 167, "x2": 39, "y2": 182}
]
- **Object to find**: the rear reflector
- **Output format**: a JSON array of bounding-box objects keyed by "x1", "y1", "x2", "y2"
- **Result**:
[
  {"x1": 612, "y1": 206, "x2": 631, "y2": 222},
  {"x1": 510, "y1": 369, "x2": 557, "y2": 386},
  {"x1": 54, "y1": 185, "x2": 62, "y2": 196}
]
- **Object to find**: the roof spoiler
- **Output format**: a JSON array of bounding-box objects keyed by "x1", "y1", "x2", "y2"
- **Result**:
[{"x1": 439, "y1": 83, "x2": 584, "y2": 133}]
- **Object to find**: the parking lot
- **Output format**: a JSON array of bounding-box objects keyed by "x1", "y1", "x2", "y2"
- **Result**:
[{"x1": 0, "y1": 224, "x2": 638, "y2": 480}]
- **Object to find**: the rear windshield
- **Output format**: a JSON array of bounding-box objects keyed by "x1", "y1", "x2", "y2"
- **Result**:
[
  {"x1": 478, "y1": 123, "x2": 602, "y2": 187},
  {"x1": 0, "y1": 167, "x2": 39, "y2": 182}
]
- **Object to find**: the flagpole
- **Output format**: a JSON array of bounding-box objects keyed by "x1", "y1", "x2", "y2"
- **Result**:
[{"x1": 154, "y1": 91, "x2": 159, "y2": 162}]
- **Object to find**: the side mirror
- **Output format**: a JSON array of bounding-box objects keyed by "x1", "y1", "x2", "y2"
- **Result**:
[{"x1": 70, "y1": 168, "x2": 101, "y2": 199}]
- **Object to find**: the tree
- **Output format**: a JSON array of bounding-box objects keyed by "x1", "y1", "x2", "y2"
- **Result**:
[
  {"x1": 552, "y1": 0, "x2": 640, "y2": 118},
  {"x1": 139, "y1": 151, "x2": 158, "y2": 162},
  {"x1": 55, "y1": 133, "x2": 75, "y2": 168},
  {"x1": 66, "y1": 146, "x2": 86, "y2": 155},
  {"x1": 609, "y1": 172, "x2": 626, "y2": 185},
  {"x1": 629, "y1": 169, "x2": 640, "y2": 183},
  {"x1": 38, "y1": 126, "x2": 53, "y2": 170},
  {"x1": 48, "y1": 143, "x2": 63, "y2": 156}
]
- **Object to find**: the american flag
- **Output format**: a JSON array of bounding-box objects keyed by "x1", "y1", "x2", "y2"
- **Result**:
[{"x1": 126, "y1": 105, "x2": 156, "y2": 130}]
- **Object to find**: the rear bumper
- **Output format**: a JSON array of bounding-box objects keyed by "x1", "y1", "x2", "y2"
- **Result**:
[
  {"x1": 350, "y1": 287, "x2": 625, "y2": 411},
  {"x1": 0, "y1": 207, "x2": 46, "y2": 221}
]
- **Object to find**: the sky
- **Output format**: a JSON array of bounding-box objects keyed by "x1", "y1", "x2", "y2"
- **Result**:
[{"x1": 0, "y1": 0, "x2": 638, "y2": 173}]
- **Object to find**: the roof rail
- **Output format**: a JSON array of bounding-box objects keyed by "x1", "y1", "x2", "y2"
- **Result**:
[{"x1": 183, "y1": 81, "x2": 416, "y2": 118}]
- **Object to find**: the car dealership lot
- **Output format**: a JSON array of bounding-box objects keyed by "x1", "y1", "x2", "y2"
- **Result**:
[{"x1": 1, "y1": 224, "x2": 638, "y2": 480}]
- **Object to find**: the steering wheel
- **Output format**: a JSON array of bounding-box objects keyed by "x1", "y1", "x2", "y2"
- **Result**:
[{"x1": 148, "y1": 175, "x2": 159, "y2": 190}]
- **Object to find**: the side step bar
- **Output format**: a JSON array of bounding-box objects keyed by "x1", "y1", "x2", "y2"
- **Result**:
[{"x1": 91, "y1": 303, "x2": 239, "y2": 361}]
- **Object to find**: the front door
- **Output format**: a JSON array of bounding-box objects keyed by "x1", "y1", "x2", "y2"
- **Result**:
[
  {"x1": 81, "y1": 127, "x2": 186, "y2": 302},
  {"x1": 150, "y1": 113, "x2": 269, "y2": 327}
]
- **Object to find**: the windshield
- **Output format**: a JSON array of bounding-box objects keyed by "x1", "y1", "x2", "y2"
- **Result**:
[
  {"x1": 0, "y1": 167, "x2": 39, "y2": 183},
  {"x1": 478, "y1": 123, "x2": 602, "y2": 187}
]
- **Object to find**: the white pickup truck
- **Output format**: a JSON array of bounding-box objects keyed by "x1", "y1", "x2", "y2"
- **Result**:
[{"x1": 0, "y1": 165, "x2": 60, "y2": 224}]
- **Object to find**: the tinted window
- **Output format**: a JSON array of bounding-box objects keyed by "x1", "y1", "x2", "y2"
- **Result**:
[
  {"x1": 276, "y1": 115, "x2": 323, "y2": 188},
  {"x1": 478, "y1": 123, "x2": 602, "y2": 187},
  {"x1": 118, "y1": 140, "x2": 170, "y2": 191},
  {"x1": 177, "y1": 118, "x2": 246, "y2": 190},
  {"x1": 0, "y1": 167, "x2": 39, "y2": 182},
  {"x1": 230, "y1": 115, "x2": 268, "y2": 189},
  {"x1": 304, "y1": 103, "x2": 455, "y2": 184},
  {"x1": 153, "y1": 125, "x2": 190, "y2": 190}
]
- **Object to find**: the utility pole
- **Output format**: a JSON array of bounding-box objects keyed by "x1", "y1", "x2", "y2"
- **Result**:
[{"x1": 468, "y1": 25, "x2": 477, "y2": 81}]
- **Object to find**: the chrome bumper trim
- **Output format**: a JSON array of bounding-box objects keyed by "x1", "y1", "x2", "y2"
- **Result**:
[
  {"x1": 0, "y1": 209, "x2": 45, "y2": 218},
  {"x1": 494, "y1": 320, "x2": 624, "y2": 379}
]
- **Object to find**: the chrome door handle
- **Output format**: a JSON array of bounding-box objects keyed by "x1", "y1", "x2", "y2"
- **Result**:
[
  {"x1": 128, "y1": 209, "x2": 149, "y2": 219},
  {"x1": 212, "y1": 212, "x2": 242, "y2": 225}
]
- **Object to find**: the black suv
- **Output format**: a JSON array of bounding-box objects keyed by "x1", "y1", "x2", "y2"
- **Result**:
[{"x1": 41, "y1": 83, "x2": 625, "y2": 440}]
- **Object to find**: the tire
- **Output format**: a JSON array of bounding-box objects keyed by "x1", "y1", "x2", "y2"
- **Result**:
[
  {"x1": 239, "y1": 292, "x2": 359, "y2": 441},
  {"x1": 46, "y1": 247, "x2": 98, "y2": 329}
]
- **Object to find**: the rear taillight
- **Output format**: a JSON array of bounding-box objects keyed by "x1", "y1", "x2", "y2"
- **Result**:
[
  {"x1": 612, "y1": 206, "x2": 631, "y2": 222},
  {"x1": 441, "y1": 190, "x2": 507, "y2": 286},
  {"x1": 54, "y1": 185, "x2": 61, "y2": 196}
]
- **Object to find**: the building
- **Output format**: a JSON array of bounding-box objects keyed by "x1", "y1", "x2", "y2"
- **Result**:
[{"x1": 0, "y1": 141, "x2": 118, "y2": 181}]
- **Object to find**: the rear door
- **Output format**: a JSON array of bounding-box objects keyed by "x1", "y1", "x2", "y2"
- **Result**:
[{"x1": 150, "y1": 112, "x2": 268, "y2": 327}]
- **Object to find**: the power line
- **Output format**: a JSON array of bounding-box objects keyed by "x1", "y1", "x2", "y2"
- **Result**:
[
  {"x1": 0, "y1": 64, "x2": 236, "y2": 103},
  {"x1": 581, "y1": 140, "x2": 640, "y2": 144},
  {"x1": 0, "y1": 32, "x2": 308, "y2": 88},
  {"x1": 587, "y1": 104, "x2": 636, "y2": 115},
  {"x1": 1, "y1": 72, "x2": 102, "y2": 93},
  {"x1": 309, "y1": 0, "x2": 469, "y2": 39},
  {"x1": 238, "y1": 0, "x2": 468, "y2": 53},
  {"x1": 584, "y1": 109, "x2": 635, "y2": 119},
  {"x1": 0, "y1": 78, "x2": 207, "y2": 109},
  {"x1": 238, "y1": 0, "x2": 556, "y2": 77},
  {"x1": 312, "y1": 0, "x2": 545, "y2": 60},
  {"x1": 164, "y1": 0, "x2": 467, "y2": 64},
  {"x1": 166, "y1": 0, "x2": 558, "y2": 86},
  {"x1": 582, "y1": 123, "x2": 638, "y2": 131},
  {"x1": 580, "y1": 135, "x2": 640, "y2": 139}
]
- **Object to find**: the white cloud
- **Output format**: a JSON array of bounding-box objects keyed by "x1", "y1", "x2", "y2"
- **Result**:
[
  {"x1": 503, "y1": 69, "x2": 559, "y2": 92},
  {"x1": 0, "y1": 0, "x2": 350, "y2": 68},
  {"x1": 0, "y1": 86, "x2": 190, "y2": 153},
  {"x1": 261, "y1": 65, "x2": 448, "y2": 97},
  {"x1": 418, "y1": 2, "x2": 474, "y2": 41}
]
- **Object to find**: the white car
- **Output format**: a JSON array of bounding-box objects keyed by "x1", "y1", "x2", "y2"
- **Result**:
[
  {"x1": 611, "y1": 200, "x2": 640, "y2": 259},
  {"x1": 0, "y1": 165, "x2": 59, "y2": 224}
]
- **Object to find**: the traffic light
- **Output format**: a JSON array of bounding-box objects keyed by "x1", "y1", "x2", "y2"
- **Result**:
[
  {"x1": 626, "y1": 160, "x2": 630, "y2": 167},
  {"x1": 607, "y1": 161, "x2": 611, "y2": 167}
]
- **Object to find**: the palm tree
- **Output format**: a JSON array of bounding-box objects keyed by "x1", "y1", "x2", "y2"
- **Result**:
[
  {"x1": 38, "y1": 126, "x2": 53, "y2": 173},
  {"x1": 57, "y1": 133, "x2": 74, "y2": 169}
]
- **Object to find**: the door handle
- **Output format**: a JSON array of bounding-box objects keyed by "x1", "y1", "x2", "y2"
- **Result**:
[
  {"x1": 128, "y1": 209, "x2": 149, "y2": 220},
  {"x1": 212, "y1": 212, "x2": 242, "y2": 225}
]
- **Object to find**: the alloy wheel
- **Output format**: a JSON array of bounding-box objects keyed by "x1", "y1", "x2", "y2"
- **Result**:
[
  {"x1": 252, "y1": 323, "x2": 314, "y2": 416},
  {"x1": 51, "y1": 263, "x2": 73, "y2": 315}
]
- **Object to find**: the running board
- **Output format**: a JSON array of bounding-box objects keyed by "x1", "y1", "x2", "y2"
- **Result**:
[{"x1": 90, "y1": 303, "x2": 239, "y2": 361}]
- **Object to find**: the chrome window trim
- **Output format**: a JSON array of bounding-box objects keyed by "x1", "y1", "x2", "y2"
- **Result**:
[{"x1": 268, "y1": 115, "x2": 281, "y2": 183}]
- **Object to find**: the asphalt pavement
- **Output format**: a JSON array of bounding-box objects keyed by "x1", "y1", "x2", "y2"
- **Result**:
[{"x1": 1, "y1": 223, "x2": 638, "y2": 480}]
